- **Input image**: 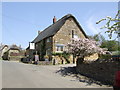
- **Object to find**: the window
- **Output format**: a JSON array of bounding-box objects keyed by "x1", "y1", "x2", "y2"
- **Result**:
[
  {"x1": 56, "y1": 46, "x2": 59, "y2": 51},
  {"x1": 61, "y1": 46, "x2": 63, "y2": 51},
  {"x1": 56, "y1": 44, "x2": 64, "y2": 52},
  {"x1": 47, "y1": 38, "x2": 50, "y2": 42},
  {"x1": 74, "y1": 35, "x2": 78, "y2": 39},
  {"x1": 56, "y1": 46, "x2": 64, "y2": 51},
  {"x1": 72, "y1": 30, "x2": 78, "y2": 39},
  {"x1": 72, "y1": 30, "x2": 74, "y2": 38}
]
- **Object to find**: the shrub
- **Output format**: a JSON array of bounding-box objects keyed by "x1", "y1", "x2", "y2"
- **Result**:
[
  {"x1": 99, "y1": 54, "x2": 112, "y2": 60},
  {"x1": 52, "y1": 52, "x2": 71, "y2": 64}
]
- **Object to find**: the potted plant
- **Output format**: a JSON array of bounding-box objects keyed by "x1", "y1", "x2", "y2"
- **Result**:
[{"x1": 44, "y1": 55, "x2": 49, "y2": 61}]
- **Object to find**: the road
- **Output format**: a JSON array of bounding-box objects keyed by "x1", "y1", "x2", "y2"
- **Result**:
[{"x1": 2, "y1": 60, "x2": 113, "y2": 88}]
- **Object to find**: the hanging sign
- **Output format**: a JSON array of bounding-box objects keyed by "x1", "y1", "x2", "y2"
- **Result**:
[{"x1": 29, "y1": 42, "x2": 35, "y2": 49}]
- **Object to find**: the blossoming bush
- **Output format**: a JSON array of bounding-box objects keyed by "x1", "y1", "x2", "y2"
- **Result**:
[{"x1": 66, "y1": 38, "x2": 108, "y2": 63}]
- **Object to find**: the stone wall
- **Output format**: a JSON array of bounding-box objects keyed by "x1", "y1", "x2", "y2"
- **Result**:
[
  {"x1": 9, "y1": 56, "x2": 24, "y2": 61},
  {"x1": 35, "y1": 38, "x2": 53, "y2": 60},
  {"x1": 76, "y1": 59, "x2": 120, "y2": 85},
  {"x1": 8, "y1": 50, "x2": 24, "y2": 61},
  {"x1": 44, "y1": 37, "x2": 53, "y2": 57},
  {"x1": 53, "y1": 17, "x2": 86, "y2": 53},
  {"x1": 38, "y1": 61, "x2": 52, "y2": 65},
  {"x1": 84, "y1": 53, "x2": 99, "y2": 62}
]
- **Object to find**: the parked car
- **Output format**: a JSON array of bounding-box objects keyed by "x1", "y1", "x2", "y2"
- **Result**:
[{"x1": 113, "y1": 71, "x2": 120, "y2": 90}]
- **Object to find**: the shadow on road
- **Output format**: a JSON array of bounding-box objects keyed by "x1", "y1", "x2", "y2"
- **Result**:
[
  {"x1": 56, "y1": 66, "x2": 77, "y2": 76},
  {"x1": 56, "y1": 66, "x2": 106, "y2": 86}
]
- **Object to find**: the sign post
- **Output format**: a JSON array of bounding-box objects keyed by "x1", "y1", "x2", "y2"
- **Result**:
[{"x1": 29, "y1": 42, "x2": 35, "y2": 62}]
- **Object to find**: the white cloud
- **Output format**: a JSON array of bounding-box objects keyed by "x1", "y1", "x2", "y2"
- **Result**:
[
  {"x1": 86, "y1": 15, "x2": 118, "y2": 40},
  {"x1": 86, "y1": 15, "x2": 101, "y2": 35}
]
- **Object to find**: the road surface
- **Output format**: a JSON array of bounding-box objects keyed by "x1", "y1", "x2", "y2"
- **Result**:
[{"x1": 2, "y1": 60, "x2": 112, "y2": 88}]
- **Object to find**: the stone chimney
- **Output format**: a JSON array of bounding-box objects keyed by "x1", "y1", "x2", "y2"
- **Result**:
[
  {"x1": 38, "y1": 30, "x2": 41, "y2": 34},
  {"x1": 53, "y1": 16, "x2": 57, "y2": 24}
]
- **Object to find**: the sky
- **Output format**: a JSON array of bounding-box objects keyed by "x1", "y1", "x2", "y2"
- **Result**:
[{"x1": 2, "y1": 2, "x2": 118, "y2": 48}]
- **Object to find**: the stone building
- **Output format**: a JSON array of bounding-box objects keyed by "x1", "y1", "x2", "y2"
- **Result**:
[
  {"x1": 0, "y1": 45, "x2": 9, "y2": 58},
  {"x1": 0, "y1": 44, "x2": 23, "y2": 60},
  {"x1": 27, "y1": 14, "x2": 98, "y2": 64}
]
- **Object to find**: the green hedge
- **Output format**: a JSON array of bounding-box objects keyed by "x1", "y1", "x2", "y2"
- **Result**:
[
  {"x1": 111, "y1": 51, "x2": 120, "y2": 55},
  {"x1": 99, "y1": 54, "x2": 112, "y2": 59}
]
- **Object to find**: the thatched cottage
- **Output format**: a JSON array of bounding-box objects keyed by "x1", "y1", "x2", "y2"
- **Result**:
[
  {"x1": 0, "y1": 44, "x2": 23, "y2": 60},
  {"x1": 27, "y1": 14, "x2": 98, "y2": 64}
]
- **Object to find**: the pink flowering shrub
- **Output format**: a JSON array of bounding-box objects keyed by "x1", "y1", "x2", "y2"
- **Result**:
[{"x1": 66, "y1": 38, "x2": 107, "y2": 58}]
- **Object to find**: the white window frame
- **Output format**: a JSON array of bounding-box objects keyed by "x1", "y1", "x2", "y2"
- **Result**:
[{"x1": 55, "y1": 44, "x2": 64, "y2": 52}]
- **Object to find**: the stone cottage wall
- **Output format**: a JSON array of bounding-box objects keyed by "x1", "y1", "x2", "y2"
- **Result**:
[
  {"x1": 53, "y1": 17, "x2": 85, "y2": 50},
  {"x1": 1, "y1": 46, "x2": 8, "y2": 57},
  {"x1": 35, "y1": 37, "x2": 53, "y2": 61},
  {"x1": 53, "y1": 18, "x2": 86, "y2": 63},
  {"x1": 53, "y1": 17, "x2": 98, "y2": 63}
]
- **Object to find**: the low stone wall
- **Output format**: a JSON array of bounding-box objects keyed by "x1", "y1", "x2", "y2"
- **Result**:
[
  {"x1": 76, "y1": 59, "x2": 120, "y2": 85},
  {"x1": 38, "y1": 61, "x2": 52, "y2": 65},
  {"x1": 9, "y1": 56, "x2": 24, "y2": 61},
  {"x1": 52, "y1": 56, "x2": 68, "y2": 65},
  {"x1": 84, "y1": 53, "x2": 99, "y2": 62}
]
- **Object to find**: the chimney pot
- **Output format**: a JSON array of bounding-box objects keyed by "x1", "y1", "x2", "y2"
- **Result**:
[
  {"x1": 53, "y1": 16, "x2": 56, "y2": 24},
  {"x1": 38, "y1": 30, "x2": 41, "y2": 34}
]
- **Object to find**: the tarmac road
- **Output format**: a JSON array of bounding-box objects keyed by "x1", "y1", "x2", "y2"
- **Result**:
[{"x1": 2, "y1": 60, "x2": 113, "y2": 89}]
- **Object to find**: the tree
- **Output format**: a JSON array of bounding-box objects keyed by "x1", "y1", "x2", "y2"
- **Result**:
[
  {"x1": 88, "y1": 34, "x2": 120, "y2": 52},
  {"x1": 101, "y1": 40, "x2": 120, "y2": 51},
  {"x1": 66, "y1": 38, "x2": 107, "y2": 63},
  {"x1": 96, "y1": 10, "x2": 120, "y2": 39},
  {"x1": 88, "y1": 34, "x2": 105, "y2": 46}
]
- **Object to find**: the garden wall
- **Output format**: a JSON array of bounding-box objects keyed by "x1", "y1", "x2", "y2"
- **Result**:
[{"x1": 76, "y1": 59, "x2": 120, "y2": 85}]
